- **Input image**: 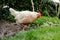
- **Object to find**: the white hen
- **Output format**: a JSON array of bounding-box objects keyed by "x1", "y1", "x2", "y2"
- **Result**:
[{"x1": 9, "y1": 8, "x2": 41, "y2": 30}]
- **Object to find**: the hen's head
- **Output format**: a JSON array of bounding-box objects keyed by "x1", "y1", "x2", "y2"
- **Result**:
[{"x1": 37, "y1": 12, "x2": 42, "y2": 18}]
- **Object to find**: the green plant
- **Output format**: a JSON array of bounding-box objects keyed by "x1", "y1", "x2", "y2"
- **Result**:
[
  {"x1": 7, "y1": 14, "x2": 15, "y2": 22},
  {"x1": 0, "y1": 8, "x2": 15, "y2": 22},
  {"x1": 29, "y1": 16, "x2": 60, "y2": 26}
]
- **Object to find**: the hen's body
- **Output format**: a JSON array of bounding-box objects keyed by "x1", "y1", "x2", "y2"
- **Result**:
[
  {"x1": 15, "y1": 11, "x2": 37, "y2": 24},
  {"x1": 9, "y1": 8, "x2": 41, "y2": 30}
]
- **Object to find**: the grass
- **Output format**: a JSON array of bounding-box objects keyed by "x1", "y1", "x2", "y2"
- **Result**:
[
  {"x1": 2, "y1": 26, "x2": 60, "y2": 40},
  {"x1": 1, "y1": 16, "x2": 60, "y2": 40}
]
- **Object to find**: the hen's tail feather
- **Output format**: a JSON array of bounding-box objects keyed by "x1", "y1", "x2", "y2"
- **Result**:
[{"x1": 9, "y1": 8, "x2": 19, "y2": 17}]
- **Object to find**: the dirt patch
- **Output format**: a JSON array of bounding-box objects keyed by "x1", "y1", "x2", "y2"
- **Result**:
[
  {"x1": 0, "y1": 20, "x2": 38, "y2": 38},
  {"x1": 0, "y1": 20, "x2": 21, "y2": 38}
]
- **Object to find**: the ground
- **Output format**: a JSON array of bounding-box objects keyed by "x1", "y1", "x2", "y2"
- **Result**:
[
  {"x1": 2, "y1": 26, "x2": 60, "y2": 40},
  {"x1": 0, "y1": 20, "x2": 38, "y2": 38},
  {"x1": 0, "y1": 16, "x2": 60, "y2": 40}
]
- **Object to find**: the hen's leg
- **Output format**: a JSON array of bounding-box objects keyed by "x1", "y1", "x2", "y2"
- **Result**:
[
  {"x1": 21, "y1": 24, "x2": 28, "y2": 30},
  {"x1": 16, "y1": 23, "x2": 28, "y2": 30}
]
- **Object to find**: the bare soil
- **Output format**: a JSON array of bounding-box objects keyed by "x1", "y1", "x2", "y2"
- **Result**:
[{"x1": 0, "y1": 20, "x2": 38, "y2": 38}]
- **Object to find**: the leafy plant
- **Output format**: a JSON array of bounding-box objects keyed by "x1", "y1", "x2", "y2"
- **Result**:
[
  {"x1": 7, "y1": 14, "x2": 15, "y2": 22},
  {"x1": 29, "y1": 16, "x2": 60, "y2": 26}
]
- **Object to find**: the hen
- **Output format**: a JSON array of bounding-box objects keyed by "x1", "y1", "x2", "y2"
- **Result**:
[{"x1": 9, "y1": 8, "x2": 41, "y2": 30}]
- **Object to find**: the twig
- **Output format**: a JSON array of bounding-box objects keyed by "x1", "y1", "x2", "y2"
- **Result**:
[{"x1": 31, "y1": 0, "x2": 34, "y2": 12}]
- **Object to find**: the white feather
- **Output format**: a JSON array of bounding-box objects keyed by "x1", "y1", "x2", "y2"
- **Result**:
[
  {"x1": 3, "y1": 5, "x2": 9, "y2": 8},
  {"x1": 9, "y1": 8, "x2": 19, "y2": 16}
]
